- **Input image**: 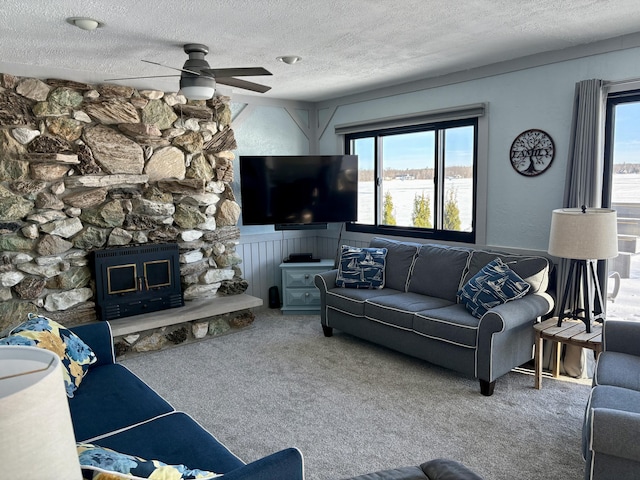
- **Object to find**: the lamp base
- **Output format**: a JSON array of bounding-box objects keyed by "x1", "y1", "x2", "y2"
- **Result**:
[{"x1": 557, "y1": 259, "x2": 605, "y2": 333}]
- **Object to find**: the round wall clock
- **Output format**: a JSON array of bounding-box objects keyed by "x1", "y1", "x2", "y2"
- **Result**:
[{"x1": 509, "y1": 129, "x2": 555, "y2": 177}]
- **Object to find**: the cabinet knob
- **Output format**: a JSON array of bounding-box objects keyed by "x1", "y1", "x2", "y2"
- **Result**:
[
  {"x1": 305, "y1": 292, "x2": 310, "y2": 297},
  {"x1": 304, "y1": 274, "x2": 310, "y2": 279}
]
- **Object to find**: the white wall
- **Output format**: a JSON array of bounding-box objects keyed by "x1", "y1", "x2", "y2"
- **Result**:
[{"x1": 316, "y1": 46, "x2": 640, "y2": 252}]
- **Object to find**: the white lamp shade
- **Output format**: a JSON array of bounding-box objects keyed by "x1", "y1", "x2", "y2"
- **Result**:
[
  {"x1": 548, "y1": 208, "x2": 619, "y2": 260},
  {"x1": 0, "y1": 346, "x2": 82, "y2": 479}
]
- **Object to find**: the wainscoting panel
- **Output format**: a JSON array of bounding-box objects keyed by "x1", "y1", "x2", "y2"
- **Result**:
[{"x1": 316, "y1": 230, "x2": 369, "y2": 260}]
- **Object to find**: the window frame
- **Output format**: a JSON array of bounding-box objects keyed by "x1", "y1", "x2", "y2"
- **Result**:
[
  {"x1": 344, "y1": 117, "x2": 478, "y2": 243},
  {"x1": 602, "y1": 88, "x2": 640, "y2": 206},
  {"x1": 601, "y1": 88, "x2": 640, "y2": 291}
]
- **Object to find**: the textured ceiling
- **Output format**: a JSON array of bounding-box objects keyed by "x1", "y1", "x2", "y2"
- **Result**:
[{"x1": 2, "y1": 0, "x2": 640, "y2": 102}]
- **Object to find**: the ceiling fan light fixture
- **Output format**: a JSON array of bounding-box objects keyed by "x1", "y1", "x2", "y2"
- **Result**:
[
  {"x1": 277, "y1": 55, "x2": 302, "y2": 65},
  {"x1": 66, "y1": 17, "x2": 103, "y2": 31},
  {"x1": 180, "y1": 75, "x2": 215, "y2": 100}
]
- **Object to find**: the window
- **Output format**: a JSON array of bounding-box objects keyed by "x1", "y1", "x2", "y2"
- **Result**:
[
  {"x1": 344, "y1": 118, "x2": 477, "y2": 242},
  {"x1": 602, "y1": 89, "x2": 640, "y2": 321}
]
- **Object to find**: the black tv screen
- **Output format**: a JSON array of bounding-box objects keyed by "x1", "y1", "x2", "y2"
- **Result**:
[{"x1": 239, "y1": 155, "x2": 358, "y2": 227}]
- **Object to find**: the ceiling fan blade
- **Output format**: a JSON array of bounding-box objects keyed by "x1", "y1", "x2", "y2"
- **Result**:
[
  {"x1": 104, "y1": 74, "x2": 180, "y2": 81},
  {"x1": 215, "y1": 77, "x2": 272, "y2": 93},
  {"x1": 202, "y1": 67, "x2": 272, "y2": 77},
  {"x1": 141, "y1": 59, "x2": 203, "y2": 77}
]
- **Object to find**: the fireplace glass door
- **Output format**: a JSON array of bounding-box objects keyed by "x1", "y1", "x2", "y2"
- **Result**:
[
  {"x1": 93, "y1": 243, "x2": 183, "y2": 321},
  {"x1": 107, "y1": 264, "x2": 138, "y2": 294}
]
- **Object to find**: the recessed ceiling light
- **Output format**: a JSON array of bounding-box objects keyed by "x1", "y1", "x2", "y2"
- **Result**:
[
  {"x1": 66, "y1": 17, "x2": 104, "y2": 31},
  {"x1": 276, "y1": 55, "x2": 302, "y2": 65}
]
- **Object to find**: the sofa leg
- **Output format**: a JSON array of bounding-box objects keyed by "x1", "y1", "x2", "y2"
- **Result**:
[
  {"x1": 322, "y1": 325, "x2": 333, "y2": 337},
  {"x1": 480, "y1": 379, "x2": 495, "y2": 396}
]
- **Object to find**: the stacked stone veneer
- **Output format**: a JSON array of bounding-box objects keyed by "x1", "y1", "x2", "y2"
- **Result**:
[{"x1": 0, "y1": 73, "x2": 253, "y2": 345}]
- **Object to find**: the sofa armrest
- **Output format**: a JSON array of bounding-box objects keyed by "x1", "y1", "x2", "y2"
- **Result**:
[
  {"x1": 603, "y1": 320, "x2": 640, "y2": 356},
  {"x1": 70, "y1": 321, "x2": 115, "y2": 367},
  {"x1": 480, "y1": 292, "x2": 554, "y2": 333},
  {"x1": 222, "y1": 448, "x2": 304, "y2": 480},
  {"x1": 314, "y1": 269, "x2": 338, "y2": 292},
  {"x1": 591, "y1": 408, "x2": 640, "y2": 462},
  {"x1": 315, "y1": 270, "x2": 338, "y2": 325}
]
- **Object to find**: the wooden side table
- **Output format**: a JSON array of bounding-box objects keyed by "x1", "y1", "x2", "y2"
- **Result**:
[{"x1": 534, "y1": 317, "x2": 603, "y2": 389}]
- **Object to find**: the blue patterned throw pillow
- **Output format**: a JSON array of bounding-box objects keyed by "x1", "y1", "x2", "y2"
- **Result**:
[
  {"x1": 336, "y1": 245, "x2": 387, "y2": 289},
  {"x1": 0, "y1": 313, "x2": 96, "y2": 397},
  {"x1": 457, "y1": 258, "x2": 530, "y2": 318},
  {"x1": 77, "y1": 443, "x2": 221, "y2": 479}
]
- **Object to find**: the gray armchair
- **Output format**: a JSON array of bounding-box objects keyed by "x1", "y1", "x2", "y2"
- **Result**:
[{"x1": 583, "y1": 320, "x2": 640, "y2": 480}]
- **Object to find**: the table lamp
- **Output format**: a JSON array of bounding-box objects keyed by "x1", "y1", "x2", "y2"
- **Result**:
[
  {"x1": 548, "y1": 206, "x2": 618, "y2": 333},
  {"x1": 0, "y1": 346, "x2": 82, "y2": 479}
]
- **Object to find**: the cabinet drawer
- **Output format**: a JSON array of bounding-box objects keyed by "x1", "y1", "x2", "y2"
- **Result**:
[
  {"x1": 284, "y1": 288, "x2": 321, "y2": 306},
  {"x1": 283, "y1": 270, "x2": 318, "y2": 288}
]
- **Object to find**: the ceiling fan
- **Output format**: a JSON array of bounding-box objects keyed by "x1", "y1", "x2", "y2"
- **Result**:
[{"x1": 106, "y1": 43, "x2": 272, "y2": 99}]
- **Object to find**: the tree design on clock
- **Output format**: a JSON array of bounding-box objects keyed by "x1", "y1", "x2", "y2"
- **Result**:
[{"x1": 510, "y1": 129, "x2": 555, "y2": 176}]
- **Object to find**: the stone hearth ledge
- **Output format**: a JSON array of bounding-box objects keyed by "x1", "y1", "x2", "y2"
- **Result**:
[{"x1": 109, "y1": 293, "x2": 263, "y2": 337}]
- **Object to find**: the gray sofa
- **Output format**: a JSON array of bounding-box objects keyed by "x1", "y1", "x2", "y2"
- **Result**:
[
  {"x1": 583, "y1": 320, "x2": 640, "y2": 479},
  {"x1": 314, "y1": 237, "x2": 554, "y2": 396}
]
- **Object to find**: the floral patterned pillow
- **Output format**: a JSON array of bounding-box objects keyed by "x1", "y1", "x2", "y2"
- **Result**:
[
  {"x1": 0, "y1": 313, "x2": 96, "y2": 397},
  {"x1": 77, "y1": 443, "x2": 221, "y2": 479}
]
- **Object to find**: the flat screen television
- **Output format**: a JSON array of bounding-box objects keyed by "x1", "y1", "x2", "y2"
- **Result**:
[{"x1": 239, "y1": 155, "x2": 358, "y2": 228}]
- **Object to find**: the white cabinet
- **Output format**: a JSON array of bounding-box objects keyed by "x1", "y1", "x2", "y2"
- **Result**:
[{"x1": 280, "y1": 259, "x2": 334, "y2": 315}]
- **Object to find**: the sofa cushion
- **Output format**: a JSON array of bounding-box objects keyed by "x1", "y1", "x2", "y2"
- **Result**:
[
  {"x1": 77, "y1": 442, "x2": 220, "y2": 479},
  {"x1": 457, "y1": 258, "x2": 530, "y2": 318},
  {"x1": 93, "y1": 412, "x2": 246, "y2": 474},
  {"x1": 594, "y1": 351, "x2": 640, "y2": 391},
  {"x1": 369, "y1": 237, "x2": 421, "y2": 292},
  {"x1": 336, "y1": 245, "x2": 387, "y2": 289},
  {"x1": 413, "y1": 304, "x2": 480, "y2": 348},
  {"x1": 0, "y1": 313, "x2": 96, "y2": 398},
  {"x1": 461, "y1": 250, "x2": 550, "y2": 294},
  {"x1": 407, "y1": 244, "x2": 471, "y2": 301},
  {"x1": 365, "y1": 292, "x2": 453, "y2": 330},
  {"x1": 69, "y1": 364, "x2": 174, "y2": 442},
  {"x1": 326, "y1": 287, "x2": 401, "y2": 317}
]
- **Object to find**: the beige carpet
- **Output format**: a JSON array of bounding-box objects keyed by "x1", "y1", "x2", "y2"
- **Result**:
[{"x1": 121, "y1": 310, "x2": 591, "y2": 480}]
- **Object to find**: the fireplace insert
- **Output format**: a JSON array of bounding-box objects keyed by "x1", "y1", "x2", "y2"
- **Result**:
[{"x1": 92, "y1": 243, "x2": 184, "y2": 321}]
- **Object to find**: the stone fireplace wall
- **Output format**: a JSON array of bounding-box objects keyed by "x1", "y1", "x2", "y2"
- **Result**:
[{"x1": 0, "y1": 73, "x2": 248, "y2": 334}]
